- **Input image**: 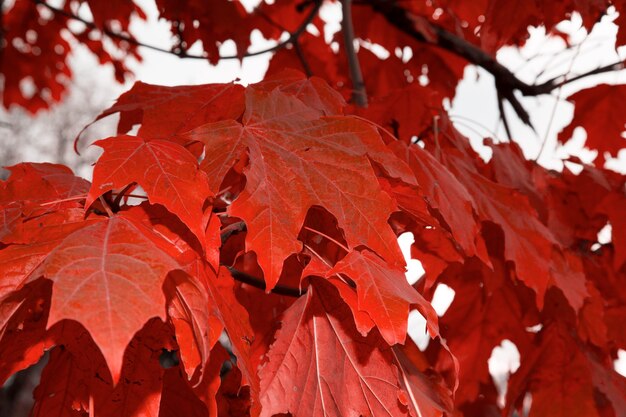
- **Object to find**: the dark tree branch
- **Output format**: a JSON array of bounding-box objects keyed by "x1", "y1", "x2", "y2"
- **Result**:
[
  {"x1": 539, "y1": 59, "x2": 626, "y2": 89},
  {"x1": 367, "y1": 0, "x2": 538, "y2": 128},
  {"x1": 35, "y1": 0, "x2": 321, "y2": 61},
  {"x1": 227, "y1": 266, "x2": 306, "y2": 297},
  {"x1": 218, "y1": 221, "x2": 357, "y2": 298},
  {"x1": 219, "y1": 221, "x2": 305, "y2": 297},
  {"x1": 220, "y1": 221, "x2": 247, "y2": 244},
  {"x1": 497, "y1": 91, "x2": 513, "y2": 141},
  {"x1": 366, "y1": 0, "x2": 626, "y2": 132},
  {"x1": 341, "y1": 0, "x2": 368, "y2": 107},
  {"x1": 0, "y1": 0, "x2": 5, "y2": 59},
  {"x1": 294, "y1": 41, "x2": 313, "y2": 77}
]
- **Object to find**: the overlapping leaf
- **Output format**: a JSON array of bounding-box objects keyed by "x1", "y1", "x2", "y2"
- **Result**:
[
  {"x1": 559, "y1": 84, "x2": 626, "y2": 158},
  {"x1": 328, "y1": 249, "x2": 437, "y2": 345},
  {"x1": 184, "y1": 86, "x2": 406, "y2": 289},
  {"x1": 505, "y1": 323, "x2": 624, "y2": 417},
  {"x1": 2, "y1": 59, "x2": 626, "y2": 417},
  {"x1": 258, "y1": 280, "x2": 418, "y2": 417},
  {"x1": 87, "y1": 81, "x2": 245, "y2": 141},
  {"x1": 42, "y1": 216, "x2": 179, "y2": 382},
  {"x1": 167, "y1": 265, "x2": 258, "y2": 411},
  {"x1": 87, "y1": 136, "x2": 213, "y2": 244}
]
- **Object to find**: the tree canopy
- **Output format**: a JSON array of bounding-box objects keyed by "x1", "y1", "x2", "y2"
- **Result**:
[{"x1": 1, "y1": 1, "x2": 626, "y2": 416}]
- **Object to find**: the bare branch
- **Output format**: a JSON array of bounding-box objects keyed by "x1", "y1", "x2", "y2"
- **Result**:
[
  {"x1": 538, "y1": 59, "x2": 626, "y2": 90},
  {"x1": 341, "y1": 0, "x2": 368, "y2": 107},
  {"x1": 365, "y1": 0, "x2": 626, "y2": 132}
]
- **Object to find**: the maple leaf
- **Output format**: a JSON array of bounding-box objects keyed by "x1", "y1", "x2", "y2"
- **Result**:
[
  {"x1": 559, "y1": 84, "x2": 626, "y2": 158},
  {"x1": 391, "y1": 141, "x2": 488, "y2": 263},
  {"x1": 184, "y1": 86, "x2": 406, "y2": 289},
  {"x1": 266, "y1": 34, "x2": 349, "y2": 96},
  {"x1": 87, "y1": 135, "x2": 213, "y2": 245},
  {"x1": 2, "y1": 0, "x2": 72, "y2": 111},
  {"x1": 255, "y1": 69, "x2": 346, "y2": 116},
  {"x1": 505, "y1": 323, "x2": 622, "y2": 417},
  {"x1": 3, "y1": 14, "x2": 626, "y2": 414},
  {"x1": 96, "y1": 319, "x2": 174, "y2": 417},
  {"x1": 258, "y1": 279, "x2": 413, "y2": 417},
  {"x1": 31, "y1": 323, "x2": 115, "y2": 417},
  {"x1": 328, "y1": 249, "x2": 437, "y2": 345},
  {"x1": 32, "y1": 347, "x2": 93, "y2": 417},
  {"x1": 393, "y1": 342, "x2": 454, "y2": 417},
  {"x1": 167, "y1": 271, "x2": 214, "y2": 382},
  {"x1": 598, "y1": 191, "x2": 626, "y2": 270},
  {"x1": 360, "y1": 84, "x2": 440, "y2": 143},
  {"x1": 192, "y1": 343, "x2": 232, "y2": 417},
  {"x1": 155, "y1": 0, "x2": 261, "y2": 63},
  {"x1": 0, "y1": 280, "x2": 54, "y2": 386},
  {"x1": 42, "y1": 215, "x2": 179, "y2": 382},
  {"x1": 438, "y1": 137, "x2": 587, "y2": 310},
  {"x1": 462, "y1": 172, "x2": 556, "y2": 299},
  {"x1": 159, "y1": 366, "x2": 211, "y2": 417},
  {"x1": 0, "y1": 163, "x2": 90, "y2": 206},
  {"x1": 436, "y1": 258, "x2": 532, "y2": 404},
  {"x1": 0, "y1": 164, "x2": 98, "y2": 306},
  {"x1": 87, "y1": 81, "x2": 245, "y2": 142},
  {"x1": 0, "y1": 298, "x2": 25, "y2": 342},
  {"x1": 166, "y1": 265, "x2": 259, "y2": 411}
]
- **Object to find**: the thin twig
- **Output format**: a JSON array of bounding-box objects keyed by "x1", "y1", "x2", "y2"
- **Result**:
[
  {"x1": 35, "y1": 0, "x2": 322, "y2": 61},
  {"x1": 294, "y1": 41, "x2": 313, "y2": 77},
  {"x1": 448, "y1": 114, "x2": 502, "y2": 141},
  {"x1": 112, "y1": 183, "x2": 136, "y2": 208},
  {"x1": 497, "y1": 91, "x2": 513, "y2": 141},
  {"x1": 39, "y1": 194, "x2": 87, "y2": 206},
  {"x1": 341, "y1": 0, "x2": 368, "y2": 107},
  {"x1": 302, "y1": 243, "x2": 356, "y2": 289},
  {"x1": 220, "y1": 223, "x2": 356, "y2": 297},
  {"x1": 218, "y1": 223, "x2": 302, "y2": 297},
  {"x1": 541, "y1": 59, "x2": 626, "y2": 90},
  {"x1": 535, "y1": 37, "x2": 586, "y2": 162}
]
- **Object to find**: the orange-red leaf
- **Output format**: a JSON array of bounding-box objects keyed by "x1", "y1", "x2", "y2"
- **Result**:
[
  {"x1": 328, "y1": 249, "x2": 437, "y2": 345},
  {"x1": 259, "y1": 280, "x2": 411, "y2": 417},
  {"x1": 559, "y1": 84, "x2": 626, "y2": 158},
  {"x1": 87, "y1": 136, "x2": 213, "y2": 244},
  {"x1": 185, "y1": 87, "x2": 405, "y2": 289},
  {"x1": 43, "y1": 216, "x2": 179, "y2": 382}
]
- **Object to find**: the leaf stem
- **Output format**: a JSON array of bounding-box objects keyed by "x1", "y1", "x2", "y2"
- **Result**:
[
  {"x1": 39, "y1": 194, "x2": 87, "y2": 206},
  {"x1": 303, "y1": 226, "x2": 349, "y2": 252},
  {"x1": 98, "y1": 196, "x2": 114, "y2": 217}
]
